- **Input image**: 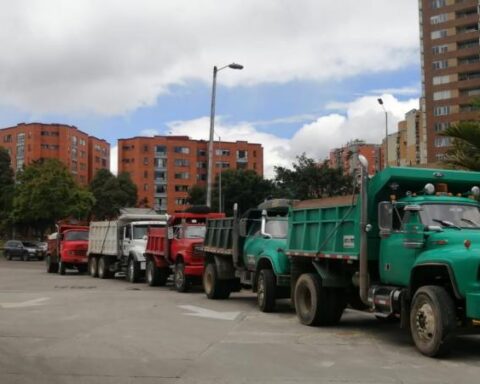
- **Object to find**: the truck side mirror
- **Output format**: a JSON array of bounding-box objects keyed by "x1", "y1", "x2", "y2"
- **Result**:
[
  {"x1": 239, "y1": 219, "x2": 247, "y2": 237},
  {"x1": 378, "y1": 202, "x2": 393, "y2": 236},
  {"x1": 260, "y1": 210, "x2": 272, "y2": 239}
]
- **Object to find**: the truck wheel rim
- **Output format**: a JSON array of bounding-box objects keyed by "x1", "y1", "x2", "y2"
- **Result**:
[
  {"x1": 415, "y1": 302, "x2": 436, "y2": 342},
  {"x1": 258, "y1": 275, "x2": 265, "y2": 306},
  {"x1": 128, "y1": 261, "x2": 134, "y2": 280},
  {"x1": 175, "y1": 266, "x2": 184, "y2": 288},
  {"x1": 204, "y1": 269, "x2": 213, "y2": 293}
]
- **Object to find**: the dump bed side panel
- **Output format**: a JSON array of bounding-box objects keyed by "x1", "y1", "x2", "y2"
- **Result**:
[
  {"x1": 145, "y1": 227, "x2": 167, "y2": 256},
  {"x1": 203, "y1": 217, "x2": 235, "y2": 254},
  {"x1": 287, "y1": 198, "x2": 360, "y2": 260},
  {"x1": 87, "y1": 221, "x2": 119, "y2": 256}
]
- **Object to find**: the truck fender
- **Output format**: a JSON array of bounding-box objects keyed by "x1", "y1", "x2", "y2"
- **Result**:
[
  {"x1": 312, "y1": 261, "x2": 349, "y2": 288},
  {"x1": 409, "y1": 263, "x2": 461, "y2": 300}
]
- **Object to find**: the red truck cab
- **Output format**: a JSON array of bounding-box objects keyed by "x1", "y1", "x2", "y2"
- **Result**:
[
  {"x1": 46, "y1": 223, "x2": 89, "y2": 275},
  {"x1": 144, "y1": 212, "x2": 224, "y2": 291}
]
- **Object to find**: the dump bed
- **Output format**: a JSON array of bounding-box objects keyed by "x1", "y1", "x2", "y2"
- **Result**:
[
  {"x1": 202, "y1": 217, "x2": 236, "y2": 255},
  {"x1": 88, "y1": 221, "x2": 119, "y2": 256},
  {"x1": 286, "y1": 196, "x2": 360, "y2": 261},
  {"x1": 145, "y1": 227, "x2": 167, "y2": 256}
]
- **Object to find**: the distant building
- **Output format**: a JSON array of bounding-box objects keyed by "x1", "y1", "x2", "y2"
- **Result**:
[
  {"x1": 0, "y1": 123, "x2": 110, "y2": 184},
  {"x1": 117, "y1": 135, "x2": 263, "y2": 213},
  {"x1": 419, "y1": 0, "x2": 480, "y2": 163},
  {"x1": 329, "y1": 139, "x2": 382, "y2": 176},
  {"x1": 382, "y1": 109, "x2": 427, "y2": 167}
]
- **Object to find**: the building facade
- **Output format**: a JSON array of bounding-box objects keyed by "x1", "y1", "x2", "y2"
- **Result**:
[
  {"x1": 117, "y1": 135, "x2": 263, "y2": 213},
  {"x1": 329, "y1": 139, "x2": 382, "y2": 176},
  {"x1": 419, "y1": 0, "x2": 480, "y2": 163},
  {"x1": 0, "y1": 123, "x2": 110, "y2": 184}
]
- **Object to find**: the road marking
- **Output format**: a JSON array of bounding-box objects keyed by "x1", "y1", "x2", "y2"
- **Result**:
[
  {"x1": 0, "y1": 297, "x2": 50, "y2": 309},
  {"x1": 179, "y1": 305, "x2": 240, "y2": 321}
]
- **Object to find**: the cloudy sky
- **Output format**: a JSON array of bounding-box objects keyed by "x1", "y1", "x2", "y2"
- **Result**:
[{"x1": 0, "y1": 0, "x2": 421, "y2": 177}]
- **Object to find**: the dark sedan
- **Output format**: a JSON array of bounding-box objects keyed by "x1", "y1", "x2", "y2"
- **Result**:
[{"x1": 3, "y1": 240, "x2": 44, "y2": 261}]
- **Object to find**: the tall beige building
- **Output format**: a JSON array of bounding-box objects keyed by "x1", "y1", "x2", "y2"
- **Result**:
[{"x1": 419, "y1": 0, "x2": 480, "y2": 163}]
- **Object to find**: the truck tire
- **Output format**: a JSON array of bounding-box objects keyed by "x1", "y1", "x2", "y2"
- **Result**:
[
  {"x1": 174, "y1": 262, "x2": 189, "y2": 292},
  {"x1": 294, "y1": 273, "x2": 341, "y2": 326},
  {"x1": 89, "y1": 257, "x2": 98, "y2": 278},
  {"x1": 58, "y1": 260, "x2": 66, "y2": 275},
  {"x1": 146, "y1": 259, "x2": 168, "y2": 287},
  {"x1": 203, "y1": 262, "x2": 231, "y2": 299},
  {"x1": 45, "y1": 255, "x2": 58, "y2": 273},
  {"x1": 97, "y1": 257, "x2": 111, "y2": 279},
  {"x1": 257, "y1": 269, "x2": 276, "y2": 313},
  {"x1": 410, "y1": 285, "x2": 456, "y2": 357},
  {"x1": 127, "y1": 258, "x2": 140, "y2": 283}
]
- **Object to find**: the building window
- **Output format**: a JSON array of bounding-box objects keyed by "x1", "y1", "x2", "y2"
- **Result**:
[
  {"x1": 434, "y1": 122, "x2": 450, "y2": 132},
  {"x1": 174, "y1": 172, "x2": 189, "y2": 179},
  {"x1": 80, "y1": 163, "x2": 86, "y2": 170},
  {"x1": 460, "y1": 87, "x2": 480, "y2": 97},
  {"x1": 434, "y1": 106, "x2": 450, "y2": 116},
  {"x1": 144, "y1": 184, "x2": 149, "y2": 191},
  {"x1": 101, "y1": 158, "x2": 107, "y2": 167},
  {"x1": 123, "y1": 144, "x2": 134, "y2": 150},
  {"x1": 144, "y1": 170, "x2": 148, "y2": 178},
  {"x1": 51, "y1": 131, "x2": 59, "y2": 137},
  {"x1": 174, "y1": 146, "x2": 190, "y2": 154},
  {"x1": 175, "y1": 198, "x2": 188, "y2": 205},
  {"x1": 431, "y1": 0, "x2": 445, "y2": 9},
  {"x1": 430, "y1": 13, "x2": 448, "y2": 24},
  {"x1": 458, "y1": 55, "x2": 480, "y2": 66},
  {"x1": 458, "y1": 40, "x2": 479, "y2": 50},
  {"x1": 155, "y1": 171, "x2": 166, "y2": 181},
  {"x1": 3, "y1": 134, "x2": 12, "y2": 143},
  {"x1": 434, "y1": 137, "x2": 452, "y2": 148},
  {"x1": 72, "y1": 147, "x2": 78, "y2": 160},
  {"x1": 432, "y1": 60, "x2": 448, "y2": 70},
  {"x1": 197, "y1": 161, "x2": 207, "y2": 169},
  {"x1": 432, "y1": 45, "x2": 448, "y2": 55},
  {"x1": 175, "y1": 185, "x2": 189, "y2": 192},
  {"x1": 432, "y1": 75, "x2": 451, "y2": 85},
  {"x1": 71, "y1": 136, "x2": 78, "y2": 146},
  {"x1": 216, "y1": 161, "x2": 230, "y2": 168},
  {"x1": 155, "y1": 145, "x2": 167, "y2": 155},
  {"x1": 155, "y1": 184, "x2": 166, "y2": 194},
  {"x1": 79, "y1": 139, "x2": 86, "y2": 146},
  {"x1": 433, "y1": 90, "x2": 452, "y2": 100},
  {"x1": 459, "y1": 71, "x2": 480, "y2": 81},
  {"x1": 71, "y1": 160, "x2": 78, "y2": 172},
  {"x1": 41, "y1": 131, "x2": 50, "y2": 136},
  {"x1": 197, "y1": 149, "x2": 207, "y2": 156},
  {"x1": 143, "y1": 157, "x2": 149, "y2": 165},
  {"x1": 431, "y1": 29, "x2": 448, "y2": 40},
  {"x1": 174, "y1": 159, "x2": 190, "y2": 167},
  {"x1": 237, "y1": 150, "x2": 247, "y2": 161},
  {"x1": 154, "y1": 158, "x2": 167, "y2": 168},
  {"x1": 456, "y1": 24, "x2": 479, "y2": 35},
  {"x1": 143, "y1": 145, "x2": 149, "y2": 152},
  {"x1": 197, "y1": 174, "x2": 207, "y2": 181},
  {"x1": 215, "y1": 149, "x2": 230, "y2": 156},
  {"x1": 253, "y1": 150, "x2": 257, "y2": 158}
]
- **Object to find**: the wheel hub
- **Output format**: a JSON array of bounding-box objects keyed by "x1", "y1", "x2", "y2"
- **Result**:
[
  {"x1": 258, "y1": 276, "x2": 265, "y2": 305},
  {"x1": 415, "y1": 302, "x2": 435, "y2": 342},
  {"x1": 175, "y1": 267, "x2": 184, "y2": 287}
]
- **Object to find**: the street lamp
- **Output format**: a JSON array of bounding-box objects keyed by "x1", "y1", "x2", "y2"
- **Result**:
[
  {"x1": 377, "y1": 98, "x2": 388, "y2": 168},
  {"x1": 206, "y1": 63, "x2": 243, "y2": 208},
  {"x1": 217, "y1": 135, "x2": 222, "y2": 213}
]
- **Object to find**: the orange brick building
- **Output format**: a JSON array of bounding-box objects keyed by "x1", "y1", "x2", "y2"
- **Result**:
[
  {"x1": 0, "y1": 123, "x2": 110, "y2": 185},
  {"x1": 329, "y1": 139, "x2": 382, "y2": 176},
  {"x1": 118, "y1": 135, "x2": 263, "y2": 213}
]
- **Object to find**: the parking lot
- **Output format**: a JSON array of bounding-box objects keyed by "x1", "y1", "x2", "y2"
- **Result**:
[{"x1": 0, "y1": 257, "x2": 479, "y2": 384}]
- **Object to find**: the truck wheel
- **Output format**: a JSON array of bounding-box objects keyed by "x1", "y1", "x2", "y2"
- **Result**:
[
  {"x1": 98, "y1": 257, "x2": 111, "y2": 279},
  {"x1": 146, "y1": 259, "x2": 168, "y2": 287},
  {"x1": 294, "y1": 273, "x2": 339, "y2": 326},
  {"x1": 203, "y1": 263, "x2": 230, "y2": 299},
  {"x1": 410, "y1": 285, "x2": 456, "y2": 357},
  {"x1": 127, "y1": 258, "x2": 140, "y2": 283},
  {"x1": 327, "y1": 289, "x2": 346, "y2": 325},
  {"x1": 89, "y1": 257, "x2": 98, "y2": 278},
  {"x1": 174, "y1": 262, "x2": 189, "y2": 292},
  {"x1": 257, "y1": 269, "x2": 276, "y2": 313},
  {"x1": 58, "y1": 260, "x2": 66, "y2": 275}
]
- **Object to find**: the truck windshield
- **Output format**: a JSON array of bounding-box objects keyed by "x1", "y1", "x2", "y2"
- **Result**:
[
  {"x1": 184, "y1": 225, "x2": 206, "y2": 239},
  {"x1": 265, "y1": 219, "x2": 288, "y2": 239},
  {"x1": 64, "y1": 231, "x2": 89, "y2": 241},
  {"x1": 419, "y1": 204, "x2": 480, "y2": 229}
]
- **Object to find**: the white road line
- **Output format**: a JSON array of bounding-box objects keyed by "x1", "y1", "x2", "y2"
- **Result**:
[
  {"x1": 179, "y1": 305, "x2": 240, "y2": 321},
  {"x1": 0, "y1": 297, "x2": 50, "y2": 309}
]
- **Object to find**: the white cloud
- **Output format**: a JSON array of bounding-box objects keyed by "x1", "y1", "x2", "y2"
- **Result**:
[
  {"x1": 140, "y1": 128, "x2": 161, "y2": 137},
  {"x1": 0, "y1": 0, "x2": 419, "y2": 115},
  {"x1": 168, "y1": 94, "x2": 418, "y2": 178},
  {"x1": 369, "y1": 85, "x2": 420, "y2": 96},
  {"x1": 110, "y1": 145, "x2": 118, "y2": 175}
]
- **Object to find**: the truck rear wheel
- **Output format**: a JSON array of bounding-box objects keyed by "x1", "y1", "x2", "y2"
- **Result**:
[
  {"x1": 203, "y1": 263, "x2": 230, "y2": 299},
  {"x1": 58, "y1": 260, "x2": 66, "y2": 275},
  {"x1": 127, "y1": 258, "x2": 140, "y2": 283},
  {"x1": 294, "y1": 273, "x2": 343, "y2": 326},
  {"x1": 146, "y1": 259, "x2": 168, "y2": 287},
  {"x1": 89, "y1": 257, "x2": 98, "y2": 278},
  {"x1": 98, "y1": 257, "x2": 111, "y2": 279},
  {"x1": 174, "y1": 262, "x2": 189, "y2": 292},
  {"x1": 257, "y1": 269, "x2": 276, "y2": 313},
  {"x1": 410, "y1": 285, "x2": 456, "y2": 357}
]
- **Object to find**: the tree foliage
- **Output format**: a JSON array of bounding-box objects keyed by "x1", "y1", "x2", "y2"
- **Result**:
[
  {"x1": 187, "y1": 184, "x2": 206, "y2": 206},
  {"x1": 274, "y1": 154, "x2": 353, "y2": 200},
  {"x1": 11, "y1": 159, "x2": 95, "y2": 233},
  {"x1": 0, "y1": 148, "x2": 15, "y2": 233},
  {"x1": 89, "y1": 169, "x2": 138, "y2": 219}
]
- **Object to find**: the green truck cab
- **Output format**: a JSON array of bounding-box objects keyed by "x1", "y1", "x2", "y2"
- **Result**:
[
  {"x1": 202, "y1": 199, "x2": 293, "y2": 312},
  {"x1": 287, "y1": 158, "x2": 480, "y2": 357}
]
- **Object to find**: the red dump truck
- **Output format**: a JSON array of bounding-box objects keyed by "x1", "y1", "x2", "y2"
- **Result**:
[
  {"x1": 144, "y1": 212, "x2": 224, "y2": 291},
  {"x1": 45, "y1": 222, "x2": 89, "y2": 275}
]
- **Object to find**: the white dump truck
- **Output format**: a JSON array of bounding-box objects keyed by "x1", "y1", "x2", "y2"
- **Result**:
[{"x1": 87, "y1": 208, "x2": 168, "y2": 282}]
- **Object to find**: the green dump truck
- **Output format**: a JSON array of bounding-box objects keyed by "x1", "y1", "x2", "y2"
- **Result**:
[
  {"x1": 287, "y1": 157, "x2": 480, "y2": 357},
  {"x1": 202, "y1": 200, "x2": 293, "y2": 312}
]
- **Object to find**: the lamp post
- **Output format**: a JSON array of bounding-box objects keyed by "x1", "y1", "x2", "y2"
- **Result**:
[
  {"x1": 206, "y1": 63, "x2": 243, "y2": 208},
  {"x1": 377, "y1": 98, "x2": 388, "y2": 168},
  {"x1": 217, "y1": 135, "x2": 222, "y2": 213}
]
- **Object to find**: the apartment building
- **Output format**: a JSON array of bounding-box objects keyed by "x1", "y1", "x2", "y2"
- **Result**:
[
  {"x1": 0, "y1": 123, "x2": 110, "y2": 184},
  {"x1": 329, "y1": 139, "x2": 382, "y2": 176},
  {"x1": 419, "y1": 0, "x2": 480, "y2": 162},
  {"x1": 117, "y1": 135, "x2": 263, "y2": 213}
]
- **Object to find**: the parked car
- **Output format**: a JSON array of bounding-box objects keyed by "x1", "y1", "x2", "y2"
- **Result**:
[
  {"x1": 3, "y1": 240, "x2": 44, "y2": 261},
  {"x1": 35, "y1": 241, "x2": 48, "y2": 258}
]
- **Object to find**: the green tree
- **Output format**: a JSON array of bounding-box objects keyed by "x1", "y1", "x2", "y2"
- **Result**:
[
  {"x1": 0, "y1": 148, "x2": 15, "y2": 234},
  {"x1": 11, "y1": 159, "x2": 94, "y2": 235},
  {"x1": 187, "y1": 184, "x2": 206, "y2": 205},
  {"x1": 441, "y1": 97, "x2": 480, "y2": 170},
  {"x1": 274, "y1": 154, "x2": 353, "y2": 200},
  {"x1": 89, "y1": 169, "x2": 138, "y2": 219}
]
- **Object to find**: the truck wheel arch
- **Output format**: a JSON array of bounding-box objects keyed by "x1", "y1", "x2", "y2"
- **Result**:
[{"x1": 410, "y1": 263, "x2": 461, "y2": 300}]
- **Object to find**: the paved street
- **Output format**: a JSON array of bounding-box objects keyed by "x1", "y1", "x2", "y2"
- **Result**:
[{"x1": 0, "y1": 257, "x2": 479, "y2": 384}]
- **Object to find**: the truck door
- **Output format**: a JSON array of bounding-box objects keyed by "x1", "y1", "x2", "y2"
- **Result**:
[
  {"x1": 380, "y1": 209, "x2": 422, "y2": 286},
  {"x1": 243, "y1": 219, "x2": 265, "y2": 271}
]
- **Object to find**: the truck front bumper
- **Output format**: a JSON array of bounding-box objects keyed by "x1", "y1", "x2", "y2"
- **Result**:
[
  {"x1": 62, "y1": 256, "x2": 88, "y2": 264},
  {"x1": 466, "y1": 292, "x2": 480, "y2": 320}
]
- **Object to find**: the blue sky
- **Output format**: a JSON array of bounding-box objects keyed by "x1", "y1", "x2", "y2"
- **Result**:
[{"x1": 0, "y1": 0, "x2": 421, "y2": 177}]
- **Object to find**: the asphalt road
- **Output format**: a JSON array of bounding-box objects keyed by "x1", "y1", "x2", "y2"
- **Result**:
[{"x1": 1, "y1": 257, "x2": 480, "y2": 384}]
